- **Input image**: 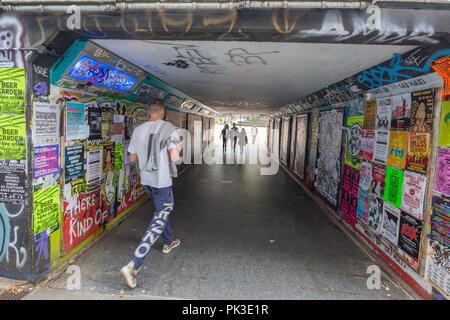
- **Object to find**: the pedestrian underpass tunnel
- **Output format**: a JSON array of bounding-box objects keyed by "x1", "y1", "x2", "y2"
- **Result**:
[{"x1": 0, "y1": 3, "x2": 449, "y2": 300}]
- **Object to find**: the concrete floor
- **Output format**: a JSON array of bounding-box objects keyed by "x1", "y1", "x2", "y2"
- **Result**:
[{"x1": 33, "y1": 145, "x2": 411, "y2": 300}]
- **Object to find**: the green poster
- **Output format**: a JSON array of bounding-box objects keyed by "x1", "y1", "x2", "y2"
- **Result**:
[
  {"x1": 0, "y1": 114, "x2": 26, "y2": 160},
  {"x1": 33, "y1": 184, "x2": 60, "y2": 235},
  {"x1": 383, "y1": 166, "x2": 404, "y2": 208},
  {"x1": 345, "y1": 116, "x2": 364, "y2": 170},
  {"x1": 114, "y1": 142, "x2": 123, "y2": 171},
  {"x1": 0, "y1": 68, "x2": 25, "y2": 114},
  {"x1": 438, "y1": 101, "x2": 450, "y2": 147}
]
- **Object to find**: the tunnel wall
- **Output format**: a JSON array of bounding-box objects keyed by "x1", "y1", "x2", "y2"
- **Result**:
[
  {"x1": 0, "y1": 38, "x2": 216, "y2": 281},
  {"x1": 269, "y1": 47, "x2": 450, "y2": 299}
]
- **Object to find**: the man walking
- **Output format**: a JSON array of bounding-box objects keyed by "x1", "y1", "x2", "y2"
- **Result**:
[
  {"x1": 251, "y1": 124, "x2": 258, "y2": 145},
  {"x1": 231, "y1": 123, "x2": 239, "y2": 152},
  {"x1": 121, "y1": 98, "x2": 183, "y2": 289}
]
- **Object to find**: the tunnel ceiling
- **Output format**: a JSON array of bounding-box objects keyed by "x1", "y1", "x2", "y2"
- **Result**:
[{"x1": 93, "y1": 40, "x2": 416, "y2": 114}]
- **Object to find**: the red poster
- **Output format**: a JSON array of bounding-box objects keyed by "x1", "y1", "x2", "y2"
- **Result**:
[
  {"x1": 62, "y1": 187, "x2": 105, "y2": 254},
  {"x1": 361, "y1": 129, "x2": 375, "y2": 160}
]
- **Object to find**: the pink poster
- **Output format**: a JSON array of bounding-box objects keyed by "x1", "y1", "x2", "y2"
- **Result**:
[
  {"x1": 361, "y1": 129, "x2": 375, "y2": 161},
  {"x1": 401, "y1": 170, "x2": 427, "y2": 220},
  {"x1": 434, "y1": 147, "x2": 450, "y2": 196}
]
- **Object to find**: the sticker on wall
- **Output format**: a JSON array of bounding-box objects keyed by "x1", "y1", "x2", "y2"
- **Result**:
[
  {"x1": 373, "y1": 130, "x2": 390, "y2": 164},
  {"x1": 32, "y1": 102, "x2": 59, "y2": 147},
  {"x1": 361, "y1": 129, "x2": 375, "y2": 161},
  {"x1": 383, "y1": 166, "x2": 404, "y2": 208},
  {"x1": 370, "y1": 162, "x2": 386, "y2": 199},
  {"x1": 0, "y1": 159, "x2": 26, "y2": 203},
  {"x1": 386, "y1": 131, "x2": 408, "y2": 169},
  {"x1": 32, "y1": 184, "x2": 60, "y2": 235},
  {"x1": 438, "y1": 101, "x2": 450, "y2": 147},
  {"x1": 434, "y1": 147, "x2": 450, "y2": 196},
  {"x1": 65, "y1": 101, "x2": 89, "y2": 141},
  {"x1": 363, "y1": 99, "x2": 377, "y2": 130},
  {"x1": 401, "y1": 170, "x2": 427, "y2": 220},
  {"x1": 65, "y1": 143, "x2": 84, "y2": 183},
  {"x1": 381, "y1": 201, "x2": 401, "y2": 245},
  {"x1": 0, "y1": 114, "x2": 26, "y2": 160},
  {"x1": 405, "y1": 132, "x2": 430, "y2": 174},
  {"x1": 86, "y1": 148, "x2": 102, "y2": 185},
  {"x1": 429, "y1": 195, "x2": 449, "y2": 249},
  {"x1": 398, "y1": 211, "x2": 423, "y2": 263},
  {"x1": 391, "y1": 94, "x2": 411, "y2": 130},
  {"x1": 409, "y1": 89, "x2": 434, "y2": 133},
  {"x1": 0, "y1": 68, "x2": 25, "y2": 114},
  {"x1": 375, "y1": 97, "x2": 392, "y2": 131},
  {"x1": 34, "y1": 145, "x2": 59, "y2": 179},
  {"x1": 344, "y1": 116, "x2": 363, "y2": 169}
]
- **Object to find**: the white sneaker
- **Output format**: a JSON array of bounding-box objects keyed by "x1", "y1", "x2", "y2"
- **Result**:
[
  {"x1": 120, "y1": 261, "x2": 137, "y2": 289},
  {"x1": 162, "y1": 239, "x2": 181, "y2": 254}
]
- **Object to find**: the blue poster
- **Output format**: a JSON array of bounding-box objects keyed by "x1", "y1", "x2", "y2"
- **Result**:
[{"x1": 65, "y1": 101, "x2": 89, "y2": 141}]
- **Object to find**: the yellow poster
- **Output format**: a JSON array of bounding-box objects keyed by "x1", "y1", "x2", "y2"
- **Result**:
[
  {"x1": 386, "y1": 131, "x2": 408, "y2": 169},
  {"x1": 0, "y1": 68, "x2": 25, "y2": 114},
  {"x1": 438, "y1": 101, "x2": 450, "y2": 147},
  {"x1": 0, "y1": 114, "x2": 26, "y2": 160}
]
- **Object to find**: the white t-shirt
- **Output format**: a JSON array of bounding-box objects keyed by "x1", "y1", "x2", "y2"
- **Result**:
[
  {"x1": 251, "y1": 127, "x2": 258, "y2": 136},
  {"x1": 128, "y1": 120, "x2": 180, "y2": 188}
]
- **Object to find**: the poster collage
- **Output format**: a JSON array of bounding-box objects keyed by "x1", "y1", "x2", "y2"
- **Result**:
[
  {"x1": 60, "y1": 93, "x2": 148, "y2": 254},
  {"x1": 332, "y1": 89, "x2": 449, "y2": 297}
]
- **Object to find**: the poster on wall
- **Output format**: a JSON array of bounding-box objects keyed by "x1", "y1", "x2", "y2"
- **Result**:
[
  {"x1": 383, "y1": 166, "x2": 404, "y2": 208},
  {"x1": 122, "y1": 141, "x2": 131, "y2": 167},
  {"x1": 381, "y1": 201, "x2": 401, "y2": 245},
  {"x1": 34, "y1": 145, "x2": 59, "y2": 179},
  {"x1": 434, "y1": 147, "x2": 450, "y2": 196},
  {"x1": 32, "y1": 58, "x2": 52, "y2": 98},
  {"x1": 315, "y1": 109, "x2": 344, "y2": 207},
  {"x1": 101, "y1": 106, "x2": 114, "y2": 139},
  {"x1": 370, "y1": 162, "x2": 386, "y2": 199},
  {"x1": 409, "y1": 89, "x2": 434, "y2": 133},
  {"x1": 391, "y1": 94, "x2": 411, "y2": 130},
  {"x1": 368, "y1": 196, "x2": 384, "y2": 235},
  {"x1": 398, "y1": 211, "x2": 423, "y2": 262},
  {"x1": 114, "y1": 143, "x2": 123, "y2": 171},
  {"x1": 65, "y1": 101, "x2": 89, "y2": 141},
  {"x1": 359, "y1": 161, "x2": 373, "y2": 192},
  {"x1": 0, "y1": 159, "x2": 26, "y2": 203},
  {"x1": 401, "y1": 170, "x2": 427, "y2": 219},
  {"x1": 430, "y1": 195, "x2": 450, "y2": 248},
  {"x1": 111, "y1": 114, "x2": 124, "y2": 143},
  {"x1": 386, "y1": 131, "x2": 408, "y2": 169},
  {"x1": 65, "y1": 144, "x2": 84, "y2": 183},
  {"x1": 280, "y1": 117, "x2": 290, "y2": 165},
  {"x1": 102, "y1": 143, "x2": 114, "y2": 175},
  {"x1": 0, "y1": 114, "x2": 26, "y2": 160},
  {"x1": 361, "y1": 130, "x2": 375, "y2": 161},
  {"x1": 357, "y1": 187, "x2": 370, "y2": 223},
  {"x1": 344, "y1": 116, "x2": 363, "y2": 169},
  {"x1": 425, "y1": 240, "x2": 450, "y2": 298},
  {"x1": 294, "y1": 114, "x2": 308, "y2": 179},
  {"x1": 32, "y1": 102, "x2": 59, "y2": 147},
  {"x1": 375, "y1": 97, "x2": 392, "y2": 131},
  {"x1": 86, "y1": 148, "x2": 102, "y2": 185},
  {"x1": 438, "y1": 101, "x2": 450, "y2": 147},
  {"x1": 373, "y1": 130, "x2": 390, "y2": 164},
  {"x1": 405, "y1": 132, "x2": 430, "y2": 174},
  {"x1": 62, "y1": 186, "x2": 102, "y2": 254},
  {"x1": 87, "y1": 100, "x2": 102, "y2": 141},
  {"x1": 363, "y1": 100, "x2": 377, "y2": 130},
  {"x1": 124, "y1": 116, "x2": 133, "y2": 141},
  {"x1": 32, "y1": 184, "x2": 60, "y2": 235},
  {"x1": 341, "y1": 164, "x2": 359, "y2": 223},
  {"x1": 0, "y1": 68, "x2": 25, "y2": 114}
]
